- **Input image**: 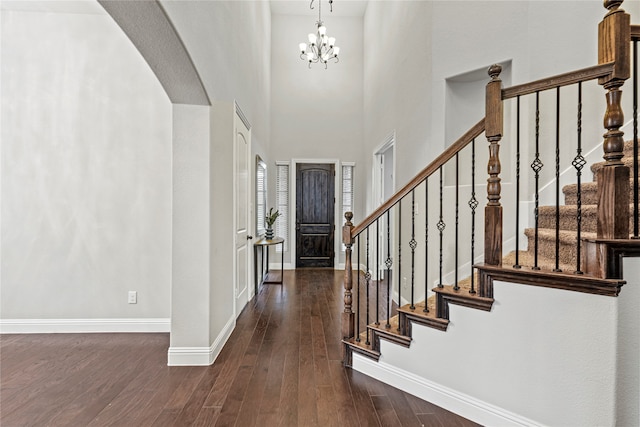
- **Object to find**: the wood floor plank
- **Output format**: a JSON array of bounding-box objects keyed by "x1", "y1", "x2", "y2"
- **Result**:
[
  {"x1": 345, "y1": 368, "x2": 383, "y2": 426},
  {"x1": 371, "y1": 394, "x2": 403, "y2": 427},
  {"x1": 328, "y1": 360, "x2": 361, "y2": 427},
  {"x1": 234, "y1": 333, "x2": 274, "y2": 426},
  {"x1": 1, "y1": 269, "x2": 481, "y2": 427},
  {"x1": 386, "y1": 385, "x2": 426, "y2": 426}
]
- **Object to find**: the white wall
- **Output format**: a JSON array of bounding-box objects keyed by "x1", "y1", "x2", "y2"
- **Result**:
[
  {"x1": 363, "y1": 0, "x2": 434, "y2": 199},
  {"x1": 354, "y1": 281, "x2": 626, "y2": 426},
  {"x1": 1, "y1": 8, "x2": 172, "y2": 329},
  {"x1": 158, "y1": 1, "x2": 272, "y2": 360},
  {"x1": 363, "y1": 1, "x2": 633, "y2": 214},
  {"x1": 160, "y1": 0, "x2": 271, "y2": 161},
  {"x1": 270, "y1": 13, "x2": 364, "y2": 264}
]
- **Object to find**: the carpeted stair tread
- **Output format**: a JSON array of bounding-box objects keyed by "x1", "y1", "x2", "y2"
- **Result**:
[
  {"x1": 563, "y1": 178, "x2": 638, "y2": 205},
  {"x1": 397, "y1": 297, "x2": 437, "y2": 318},
  {"x1": 524, "y1": 227, "x2": 595, "y2": 266},
  {"x1": 624, "y1": 139, "x2": 638, "y2": 156},
  {"x1": 344, "y1": 331, "x2": 381, "y2": 359},
  {"x1": 537, "y1": 204, "x2": 637, "y2": 233},
  {"x1": 369, "y1": 314, "x2": 402, "y2": 334},
  {"x1": 503, "y1": 250, "x2": 577, "y2": 273},
  {"x1": 591, "y1": 155, "x2": 640, "y2": 177}
]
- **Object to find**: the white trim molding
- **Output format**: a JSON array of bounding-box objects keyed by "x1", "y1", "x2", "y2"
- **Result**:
[
  {"x1": 167, "y1": 315, "x2": 235, "y2": 366},
  {"x1": 352, "y1": 354, "x2": 543, "y2": 427},
  {"x1": 0, "y1": 318, "x2": 170, "y2": 334}
]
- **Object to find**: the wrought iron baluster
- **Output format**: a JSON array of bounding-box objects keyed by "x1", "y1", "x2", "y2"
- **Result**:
[
  {"x1": 385, "y1": 210, "x2": 392, "y2": 328},
  {"x1": 375, "y1": 219, "x2": 380, "y2": 326},
  {"x1": 410, "y1": 190, "x2": 417, "y2": 309},
  {"x1": 469, "y1": 139, "x2": 478, "y2": 294},
  {"x1": 365, "y1": 228, "x2": 371, "y2": 345},
  {"x1": 573, "y1": 82, "x2": 586, "y2": 274},
  {"x1": 554, "y1": 87, "x2": 562, "y2": 272},
  {"x1": 634, "y1": 40, "x2": 639, "y2": 239},
  {"x1": 424, "y1": 179, "x2": 430, "y2": 311},
  {"x1": 454, "y1": 153, "x2": 459, "y2": 291},
  {"x1": 531, "y1": 91, "x2": 543, "y2": 270},
  {"x1": 356, "y1": 234, "x2": 361, "y2": 341},
  {"x1": 437, "y1": 167, "x2": 446, "y2": 287},
  {"x1": 514, "y1": 96, "x2": 522, "y2": 269},
  {"x1": 397, "y1": 201, "x2": 402, "y2": 332}
]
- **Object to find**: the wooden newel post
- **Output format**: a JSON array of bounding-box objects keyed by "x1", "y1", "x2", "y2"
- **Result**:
[
  {"x1": 597, "y1": 0, "x2": 631, "y2": 239},
  {"x1": 485, "y1": 64, "x2": 504, "y2": 266},
  {"x1": 342, "y1": 212, "x2": 355, "y2": 342}
]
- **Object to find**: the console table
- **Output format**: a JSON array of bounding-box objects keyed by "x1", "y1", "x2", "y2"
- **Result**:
[{"x1": 253, "y1": 237, "x2": 284, "y2": 294}]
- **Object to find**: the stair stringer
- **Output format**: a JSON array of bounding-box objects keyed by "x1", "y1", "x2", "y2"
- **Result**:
[{"x1": 351, "y1": 279, "x2": 622, "y2": 427}]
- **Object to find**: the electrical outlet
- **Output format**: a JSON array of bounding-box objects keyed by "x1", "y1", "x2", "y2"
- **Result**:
[{"x1": 128, "y1": 291, "x2": 137, "y2": 304}]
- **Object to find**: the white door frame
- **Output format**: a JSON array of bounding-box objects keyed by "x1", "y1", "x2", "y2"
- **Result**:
[
  {"x1": 233, "y1": 102, "x2": 252, "y2": 318},
  {"x1": 290, "y1": 158, "x2": 341, "y2": 270},
  {"x1": 372, "y1": 131, "x2": 396, "y2": 279}
]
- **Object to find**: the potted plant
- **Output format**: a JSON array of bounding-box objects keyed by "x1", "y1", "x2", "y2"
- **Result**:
[{"x1": 265, "y1": 207, "x2": 281, "y2": 240}]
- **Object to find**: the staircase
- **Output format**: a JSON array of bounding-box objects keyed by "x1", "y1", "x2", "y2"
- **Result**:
[
  {"x1": 339, "y1": 3, "x2": 640, "y2": 424},
  {"x1": 344, "y1": 139, "x2": 638, "y2": 363}
]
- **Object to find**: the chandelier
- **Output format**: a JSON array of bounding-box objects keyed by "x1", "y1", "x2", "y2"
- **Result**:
[{"x1": 298, "y1": 0, "x2": 340, "y2": 69}]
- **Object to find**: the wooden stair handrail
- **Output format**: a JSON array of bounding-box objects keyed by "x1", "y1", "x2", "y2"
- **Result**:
[
  {"x1": 351, "y1": 118, "x2": 486, "y2": 237},
  {"x1": 631, "y1": 24, "x2": 640, "y2": 39},
  {"x1": 502, "y1": 63, "x2": 615, "y2": 99}
]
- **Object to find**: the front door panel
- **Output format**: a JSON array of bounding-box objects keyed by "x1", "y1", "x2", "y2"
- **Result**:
[{"x1": 296, "y1": 163, "x2": 335, "y2": 268}]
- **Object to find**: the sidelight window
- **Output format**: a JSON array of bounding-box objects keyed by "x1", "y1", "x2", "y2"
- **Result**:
[
  {"x1": 342, "y1": 163, "x2": 355, "y2": 251},
  {"x1": 276, "y1": 162, "x2": 289, "y2": 252},
  {"x1": 256, "y1": 157, "x2": 267, "y2": 237}
]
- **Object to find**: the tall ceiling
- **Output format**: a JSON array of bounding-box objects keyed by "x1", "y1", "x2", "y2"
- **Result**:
[
  {"x1": 270, "y1": 0, "x2": 368, "y2": 17},
  {"x1": 1, "y1": 0, "x2": 369, "y2": 18}
]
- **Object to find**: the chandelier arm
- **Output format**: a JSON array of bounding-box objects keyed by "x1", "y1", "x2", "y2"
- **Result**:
[{"x1": 309, "y1": 0, "x2": 315, "y2": 10}]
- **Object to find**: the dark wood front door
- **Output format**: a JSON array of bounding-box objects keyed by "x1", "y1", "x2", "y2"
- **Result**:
[{"x1": 296, "y1": 163, "x2": 335, "y2": 268}]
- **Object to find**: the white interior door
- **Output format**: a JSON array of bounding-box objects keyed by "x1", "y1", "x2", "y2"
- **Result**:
[
  {"x1": 373, "y1": 140, "x2": 395, "y2": 279},
  {"x1": 234, "y1": 109, "x2": 251, "y2": 317}
]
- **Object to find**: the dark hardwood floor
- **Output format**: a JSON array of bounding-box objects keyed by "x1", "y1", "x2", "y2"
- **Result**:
[{"x1": 0, "y1": 269, "x2": 479, "y2": 426}]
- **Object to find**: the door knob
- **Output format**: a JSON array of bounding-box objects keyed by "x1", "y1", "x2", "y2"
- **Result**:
[{"x1": 247, "y1": 235, "x2": 253, "y2": 240}]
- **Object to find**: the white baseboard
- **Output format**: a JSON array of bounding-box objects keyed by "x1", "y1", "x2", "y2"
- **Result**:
[
  {"x1": 352, "y1": 354, "x2": 543, "y2": 427},
  {"x1": 268, "y1": 262, "x2": 294, "y2": 270},
  {"x1": 167, "y1": 315, "x2": 235, "y2": 366},
  {"x1": 0, "y1": 318, "x2": 170, "y2": 334}
]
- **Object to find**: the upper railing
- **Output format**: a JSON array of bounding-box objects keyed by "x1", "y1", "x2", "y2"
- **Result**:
[{"x1": 341, "y1": 0, "x2": 637, "y2": 346}]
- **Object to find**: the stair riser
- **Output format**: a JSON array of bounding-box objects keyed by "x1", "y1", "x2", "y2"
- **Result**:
[
  {"x1": 624, "y1": 140, "x2": 638, "y2": 157},
  {"x1": 591, "y1": 156, "x2": 640, "y2": 178},
  {"x1": 564, "y1": 188, "x2": 598, "y2": 205},
  {"x1": 537, "y1": 206, "x2": 636, "y2": 233},
  {"x1": 564, "y1": 180, "x2": 638, "y2": 205},
  {"x1": 526, "y1": 233, "x2": 580, "y2": 267}
]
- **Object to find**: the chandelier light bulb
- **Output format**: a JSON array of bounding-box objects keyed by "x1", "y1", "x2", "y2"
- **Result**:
[
  {"x1": 318, "y1": 25, "x2": 327, "y2": 36},
  {"x1": 308, "y1": 33, "x2": 317, "y2": 45},
  {"x1": 333, "y1": 46, "x2": 340, "y2": 57},
  {"x1": 299, "y1": 42, "x2": 307, "y2": 53},
  {"x1": 328, "y1": 37, "x2": 336, "y2": 47}
]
